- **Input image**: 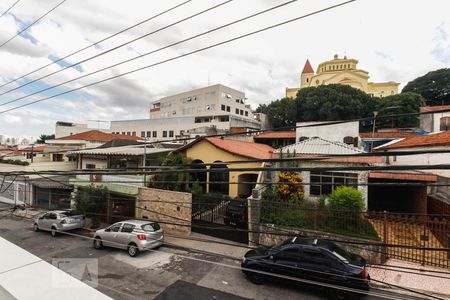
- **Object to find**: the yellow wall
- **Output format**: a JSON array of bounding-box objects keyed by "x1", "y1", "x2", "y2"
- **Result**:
[
  {"x1": 182, "y1": 140, "x2": 262, "y2": 198},
  {"x1": 285, "y1": 55, "x2": 400, "y2": 98}
]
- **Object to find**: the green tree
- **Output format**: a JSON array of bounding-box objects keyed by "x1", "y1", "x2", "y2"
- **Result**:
[
  {"x1": 36, "y1": 134, "x2": 55, "y2": 144},
  {"x1": 375, "y1": 92, "x2": 425, "y2": 128},
  {"x1": 296, "y1": 84, "x2": 376, "y2": 122},
  {"x1": 402, "y1": 68, "x2": 450, "y2": 106},
  {"x1": 328, "y1": 186, "x2": 365, "y2": 211},
  {"x1": 73, "y1": 184, "x2": 108, "y2": 228},
  {"x1": 255, "y1": 97, "x2": 297, "y2": 128},
  {"x1": 149, "y1": 153, "x2": 193, "y2": 192}
]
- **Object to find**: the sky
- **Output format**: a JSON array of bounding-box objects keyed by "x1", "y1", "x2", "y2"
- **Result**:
[{"x1": 0, "y1": 0, "x2": 449, "y2": 139}]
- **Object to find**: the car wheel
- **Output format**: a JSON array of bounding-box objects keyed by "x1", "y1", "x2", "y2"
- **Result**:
[
  {"x1": 330, "y1": 288, "x2": 349, "y2": 300},
  {"x1": 93, "y1": 237, "x2": 103, "y2": 249},
  {"x1": 51, "y1": 227, "x2": 57, "y2": 237},
  {"x1": 33, "y1": 223, "x2": 39, "y2": 232},
  {"x1": 247, "y1": 271, "x2": 265, "y2": 284},
  {"x1": 128, "y1": 243, "x2": 139, "y2": 257}
]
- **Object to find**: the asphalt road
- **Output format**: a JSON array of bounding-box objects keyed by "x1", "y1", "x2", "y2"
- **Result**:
[{"x1": 0, "y1": 216, "x2": 429, "y2": 300}]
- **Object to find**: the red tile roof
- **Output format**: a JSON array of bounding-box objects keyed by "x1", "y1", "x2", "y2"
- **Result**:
[
  {"x1": 290, "y1": 153, "x2": 382, "y2": 164},
  {"x1": 254, "y1": 131, "x2": 296, "y2": 139},
  {"x1": 420, "y1": 105, "x2": 450, "y2": 112},
  {"x1": 21, "y1": 145, "x2": 47, "y2": 152},
  {"x1": 0, "y1": 146, "x2": 11, "y2": 151},
  {"x1": 301, "y1": 59, "x2": 314, "y2": 74},
  {"x1": 359, "y1": 132, "x2": 418, "y2": 139},
  {"x1": 377, "y1": 131, "x2": 450, "y2": 149},
  {"x1": 56, "y1": 130, "x2": 143, "y2": 142},
  {"x1": 175, "y1": 137, "x2": 274, "y2": 159},
  {"x1": 369, "y1": 172, "x2": 437, "y2": 182}
]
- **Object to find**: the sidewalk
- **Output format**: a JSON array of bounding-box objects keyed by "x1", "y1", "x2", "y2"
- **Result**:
[{"x1": 368, "y1": 259, "x2": 450, "y2": 298}]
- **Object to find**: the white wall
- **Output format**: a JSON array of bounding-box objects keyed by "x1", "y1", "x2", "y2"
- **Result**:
[
  {"x1": 296, "y1": 121, "x2": 359, "y2": 143},
  {"x1": 385, "y1": 146, "x2": 450, "y2": 177}
]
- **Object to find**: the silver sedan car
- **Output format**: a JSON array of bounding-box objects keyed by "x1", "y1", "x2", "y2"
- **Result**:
[
  {"x1": 34, "y1": 210, "x2": 85, "y2": 237},
  {"x1": 93, "y1": 219, "x2": 164, "y2": 257}
]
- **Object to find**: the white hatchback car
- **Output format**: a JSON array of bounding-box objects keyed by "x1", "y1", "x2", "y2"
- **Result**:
[{"x1": 93, "y1": 219, "x2": 164, "y2": 257}]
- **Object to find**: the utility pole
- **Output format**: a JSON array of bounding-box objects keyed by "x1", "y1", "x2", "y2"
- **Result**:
[
  {"x1": 30, "y1": 143, "x2": 34, "y2": 163},
  {"x1": 371, "y1": 111, "x2": 378, "y2": 152},
  {"x1": 143, "y1": 142, "x2": 147, "y2": 187}
]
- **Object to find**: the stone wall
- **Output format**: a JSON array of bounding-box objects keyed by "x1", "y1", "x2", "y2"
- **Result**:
[
  {"x1": 259, "y1": 223, "x2": 385, "y2": 264},
  {"x1": 138, "y1": 187, "x2": 192, "y2": 235}
]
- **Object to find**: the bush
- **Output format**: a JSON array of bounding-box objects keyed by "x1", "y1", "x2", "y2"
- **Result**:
[
  {"x1": 261, "y1": 188, "x2": 278, "y2": 201},
  {"x1": 328, "y1": 187, "x2": 365, "y2": 211},
  {"x1": 274, "y1": 171, "x2": 304, "y2": 202}
]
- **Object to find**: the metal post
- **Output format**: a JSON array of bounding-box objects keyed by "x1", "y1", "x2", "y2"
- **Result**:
[
  {"x1": 31, "y1": 144, "x2": 34, "y2": 163},
  {"x1": 371, "y1": 111, "x2": 378, "y2": 152},
  {"x1": 143, "y1": 142, "x2": 147, "y2": 186}
]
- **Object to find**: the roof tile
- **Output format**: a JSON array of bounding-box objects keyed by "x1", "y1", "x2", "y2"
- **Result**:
[
  {"x1": 56, "y1": 130, "x2": 143, "y2": 142},
  {"x1": 376, "y1": 131, "x2": 450, "y2": 149}
]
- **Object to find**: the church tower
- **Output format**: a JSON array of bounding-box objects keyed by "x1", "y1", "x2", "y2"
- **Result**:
[{"x1": 300, "y1": 59, "x2": 314, "y2": 88}]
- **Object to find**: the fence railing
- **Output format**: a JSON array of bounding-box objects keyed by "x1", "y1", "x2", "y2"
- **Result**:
[{"x1": 260, "y1": 201, "x2": 450, "y2": 268}]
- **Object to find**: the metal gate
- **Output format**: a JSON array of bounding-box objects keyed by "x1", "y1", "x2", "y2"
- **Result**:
[{"x1": 191, "y1": 194, "x2": 248, "y2": 244}]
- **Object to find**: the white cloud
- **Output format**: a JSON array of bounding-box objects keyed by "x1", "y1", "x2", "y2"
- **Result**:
[{"x1": 0, "y1": 0, "x2": 449, "y2": 137}]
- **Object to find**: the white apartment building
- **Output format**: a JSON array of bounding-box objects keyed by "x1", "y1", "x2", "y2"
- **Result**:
[{"x1": 110, "y1": 84, "x2": 261, "y2": 141}]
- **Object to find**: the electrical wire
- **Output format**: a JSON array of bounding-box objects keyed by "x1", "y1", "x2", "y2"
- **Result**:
[
  {"x1": 0, "y1": 0, "x2": 21, "y2": 18},
  {"x1": 0, "y1": 0, "x2": 357, "y2": 114},
  {"x1": 0, "y1": 0, "x2": 192, "y2": 90},
  {"x1": 0, "y1": 0, "x2": 67, "y2": 49},
  {"x1": 0, "y1": 0, "x2": 235, "y2": 100}
]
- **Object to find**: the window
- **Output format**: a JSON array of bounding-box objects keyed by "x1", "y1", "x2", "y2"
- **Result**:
[
  {"x1": 109, "y1": 223, "x2": 122, "y2": 232},
  {"x1": 127, "y1": 131, "x2": 131, "y2": 136},
  {"x1": 226, "y1": 106, "x2": 230, "y2": 112},
  {"x1": 221, "y1": 104, "x2": 226, "y2": 111},
  {"x1": 302, "y1": 249, "x2": 331, "y2": 266},
  {"x1": 236, "y1": 99, "x2": 240, "y2": 103},
  {"x1": 240, "y1": 109, "x2": 243, "y2": 115},
  {"x1": 310, "y1": 171, "x2": 358, "y2": 196},
  {"x1": 121, "y1": 223, "x2": 135, "y2": 233},
  {"x1": 86, "y1": 164, "x2": 96, "y2": 169},
  {"x1": 132, "y1": 132, "x2": 136, "y2": 136},
  {"x1": 235, "y1": 108, "x2": 239, "y2": 114},
  {"x1": 245, "y1": 111, "x2": 248, "y2": 117},
  {"x1": 152, "y1": 131, "x2": 157, "y2": 138},
  {"x1": 169, "y1": 130, "x2": 174, "y2": 137},
  {"x1": 277, "y1": 247, "x2": 301, "y2": 262},
  {"x1": 52, "y1": 154, "x2": 63, "y2": 162},
  {"x1": 146, "y1": 131, "x2": 151, "y2": 138},
  {"x1": 306, "y1": 78, "x2": 309, "y2": 83},
  {"x1": 440, "y1": 117, "x2": 450, "y2": 131},
  {"x1": 122, "y1": 132, "x2": 125, "y2": 135},
  {"x1": 141, "y1": 131, "x2": 145, "y2": 137},
  {"x1": 163, "y1": 131, "x2": 167, "y2": 138}
]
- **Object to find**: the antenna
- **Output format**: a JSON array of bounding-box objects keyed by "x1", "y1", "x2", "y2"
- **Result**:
[{"x1": 88, "y1": 119, "x2": 109, "y2": 130}]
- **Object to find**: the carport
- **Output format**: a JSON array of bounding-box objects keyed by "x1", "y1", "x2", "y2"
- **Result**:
[{"x1": 368, "y1": 172, "x2": 437, "y2": 213}]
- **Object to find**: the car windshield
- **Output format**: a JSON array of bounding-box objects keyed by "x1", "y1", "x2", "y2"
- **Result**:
[
  {"x1": 328, "y1": 243, "x2": 352, "y2": 261},
  {"x1": 141, "y1": 223, "x2": 160, "y2": 232},
  {"x1": 59, "y1": 211, "x2": 72, "y2": 217}
]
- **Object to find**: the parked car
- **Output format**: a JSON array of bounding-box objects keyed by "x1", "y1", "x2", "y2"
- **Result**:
[
  {"x1": 33, "y1": 210, "x2": 85, "y2": 237},
  {"x1": 241, "y1": 237, "x2": 369, "y2": 299},
  {"x1": 224, "y1": 199, "x2": 247, "y2": 228},
  {"x1": 93, "y1": 219, "x2": 164, "y2": 257}
]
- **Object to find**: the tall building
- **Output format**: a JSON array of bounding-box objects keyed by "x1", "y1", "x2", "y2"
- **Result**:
[
  {"x1": 286, "y1": 54, "x2": 400, "y2": 98},
  {"x1": 109, "y1": 84, "x2": 262, "y2": 141}
]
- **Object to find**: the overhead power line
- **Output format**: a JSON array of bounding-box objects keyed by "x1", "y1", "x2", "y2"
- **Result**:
[
  {"x1": 0, "y1": 0, "x2": 192, "y2": 90},
  {"x1": 0, "y1": 0, "x2": 67, "y2": 49},
  {"x1": 0, "y1": 0, "x2": 357, "y2": 114},
  {"x1": 0, "y1": 0, "x2": 21, "y2": 18},
  {"x1": 0, "y1": 0, "x2": 234, "y2": 99},
  {"x1": 0, "y1": 0, "x2": 297, "y2": 105}
]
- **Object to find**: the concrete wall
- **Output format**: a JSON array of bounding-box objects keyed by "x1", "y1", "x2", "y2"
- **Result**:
[
  {"x1": 137, "y1": 187, "x2": 192, "y2": 236},
  {"x1": 420, "y1": 110, "x2": 450, "y2": 132},
  {"x1": 296, "y1": 121, "x2": 359, "y2": 144},
  {"x1": 258, "y1": 224, "x2": 385, "y2": 264}
]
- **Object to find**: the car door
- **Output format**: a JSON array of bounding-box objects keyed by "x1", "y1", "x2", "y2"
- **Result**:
[
  {"x1": 270, "y1": 246, "x2": 302, "y2": 279},
  {"x1": 102, "y1": 223, "x2": 123, "y2": 249},
  {"x1": 41, "y1": 213, "x2": 56, "y2": 230},
  {"x1": 117, "y1": 223, "x2": 136, "y2": 247},
  {"x1": 298, "y1": 247, "x2": 333, "y2": 284},
  {"x1": 37, "y1": 213, "x2": 50, "y2": 230}
]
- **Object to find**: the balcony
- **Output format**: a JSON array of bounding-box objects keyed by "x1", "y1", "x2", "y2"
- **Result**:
[{"x1": 75, "y1": 174, "x2": 146, "y2": 187}]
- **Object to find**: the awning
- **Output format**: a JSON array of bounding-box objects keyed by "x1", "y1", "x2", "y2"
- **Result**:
[
  {"x1": 30, "y1": 176, "x2": 73, "y2": 189},
  {"x1": 369, "y1": 172, "x2": 437, "y2": 182}
]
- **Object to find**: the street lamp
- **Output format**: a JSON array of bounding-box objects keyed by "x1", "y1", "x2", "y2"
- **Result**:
[{"x1": 370, "y1": 106, "x2": 401, "y2": 151}]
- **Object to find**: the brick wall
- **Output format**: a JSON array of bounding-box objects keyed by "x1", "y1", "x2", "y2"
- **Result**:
[{"x1": 138, "y1": 187, "x2": 192, "y2": 235}]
